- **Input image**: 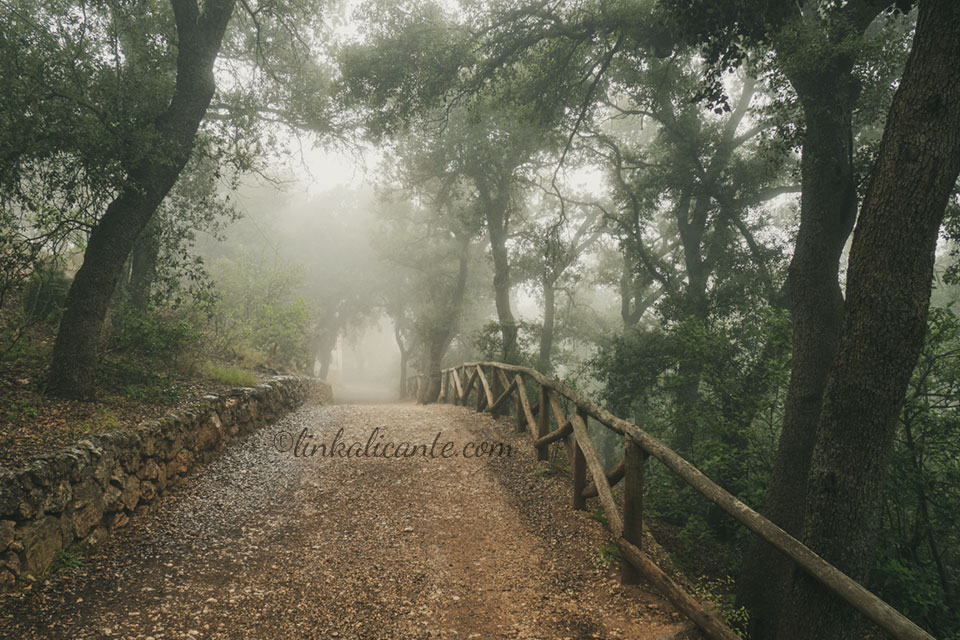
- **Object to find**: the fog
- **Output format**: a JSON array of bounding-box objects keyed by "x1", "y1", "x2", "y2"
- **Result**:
[{"x1": 189, "y1": 136, "x2": 623, "y2": 404}]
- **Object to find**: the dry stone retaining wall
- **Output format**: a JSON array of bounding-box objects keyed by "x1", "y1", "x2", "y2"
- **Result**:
[{"x1": 0, "y1": 375, "x2": 331, "y2": 589}]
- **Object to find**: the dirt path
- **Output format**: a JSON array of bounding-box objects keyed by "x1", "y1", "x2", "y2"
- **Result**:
[{"x1": 0, "y1": 402, "x2": 692, "y2": 640}]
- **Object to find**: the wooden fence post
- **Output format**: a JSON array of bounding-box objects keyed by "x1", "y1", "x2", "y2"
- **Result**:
[
  {"x1": 572, "y1": 442, "x2": 587, "y2": 509},
  {"x1": 572, "y1": 408, "x2": 590, "y2": 510},
  {"x1": 475, "y1": 366, "x2": 484, "y2": 412},
  {"x1": 515, "y1": 380, "x2": 525, "y2": 432},
  {"x1": 490, "y1": 366, "x2": 502, "y2": 418},
  {"x1": 536, "y1": 385, "x2": 550, "y2": 461},
  {"x1": 621, "y1": 435, "x2": 648, "y2": 584}
]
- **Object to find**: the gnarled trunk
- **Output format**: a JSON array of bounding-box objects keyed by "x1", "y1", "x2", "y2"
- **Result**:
[
  {"x1": 488, "y1": 214, "x2": 517, "y2": 362},
  {"x1": 738, "y1": 58, "x2": 860, "y2": 639},
  {"x1": 47, "y1": 0, "x2": 236, "y2": 399},
  {"x1": 418, "y1": 236, "x2": 470, "y2": 403},
  {"x1": 127, "y1": 217, "x2": 162, "y2": 311},
  {"x1": 779, "y1": 4, "x2": 960, "y2": 637}
]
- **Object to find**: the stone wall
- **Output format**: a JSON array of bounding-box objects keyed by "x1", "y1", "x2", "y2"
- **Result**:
[{"x1": 0, "y1": 376, "x2": 331, "y2": 589}]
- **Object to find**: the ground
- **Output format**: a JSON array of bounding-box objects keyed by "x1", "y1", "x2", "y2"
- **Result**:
[
  {"x1": 0, "y1": 399, "x2": 694, "y2": 640},
  {"x1": 0, "y1": 343, "x2": 262, "y2": 468}
]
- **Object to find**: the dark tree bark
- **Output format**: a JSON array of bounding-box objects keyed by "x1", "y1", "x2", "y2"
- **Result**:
[
  {"x1": 537, "y1": 277, "x2": 556, "y2": 373},
  {"x1": 318, "y1": 350, "x2": 332, "y2": 380},
  {"x1": 485, "y1": 193, "x2": 519, "y2": 363},
  {"x1": 417, "y1": 236, "x2": 470, "y2": 403},
  {"x1": 738, "y1": 50, "x2": 864, "y2": 639},
  {"x1": 394, "y1": 324, "x2": 412, "y2": 399},
  {"x1": 418, "y1": 330, "x2": 449, "y2": 403},
  {"x1": 126, "y1": 217, "x2": 162, "y2": 311},
  {"x1": 47, "y1": 0, "x2": 236, "y2": 399},
  {"x1": 314, "y1": 328, "x2": 338, "y2": 381},
  {"x1": 778, "y1": 3, "x2": 960, "y2": 637}
]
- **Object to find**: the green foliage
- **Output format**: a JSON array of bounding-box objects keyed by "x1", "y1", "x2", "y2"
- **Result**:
[
  {"x1": 534, "y1": 460, "x2": 565, "y2": 477},
  {"x1": 20, "y1": 261, "x2": 71, "y2": 325},
  {"x1": 120, "y1": 382, "x2": 184, "y2": 406},
  {"x1": 198, "y1": 362, "x2": 259, "y2": 388},
  {"x1": 207, "y1": 251, "x2": 313, "y2": 367},
  {"x1": 693, "y1": 575, "x2": 751, "y2": 637},
  {"x1": 95, "y1": 359, "x2": 183, "y2": 406},
  {"x1": 254, "y1": 296, "x2": 312, "y2": 367},
  {"x1": 872, "y1": 305, "x2": 960, "y2": 638},
  {"x1": 589, "y1": 508, "x2": 610, "y2": 528},
  {"x1": 5, "y1": 400, "x2": 39, "y2": 423},
  {"x1": 594, "y1": 544, "x2": 621, "y2": 569},
  {"x1": 590, "y1": 307, "x2": 790, "y2": 543},
  {"x1": 106, "y1": 304, "x2": 201, "y2": 364},
  {"x1": 472, "y1": 320, "x2": 540, "y2": 365},
  {"x1": 678, "y1": 514, "x2": 712, "y2": 554},
  {"x1": 49, "y1": 548, "x2": 83, "y2": 572},
  {"x1": 338, "y1": 0, "x2": 472, "y2": 139}
]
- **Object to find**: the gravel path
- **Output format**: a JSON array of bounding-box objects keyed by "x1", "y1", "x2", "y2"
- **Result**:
[{"x1": 0, "y1": 402, "x2": 691, "y2": 640}]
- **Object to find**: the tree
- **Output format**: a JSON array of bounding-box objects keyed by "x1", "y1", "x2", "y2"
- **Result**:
[
  {"x1": 655, "y1": 1, "x2": 916, "y2": 628},
  {"x1": 372, "y1": 174, "x2": 480, "y2": 403},
  {"x1": 514, "y1": 195, "x2": 601, "y2": 372},
  {"x1": 876, "y1": 305, "x2": 960, "y2": 636},
  {"x1": 777, "y1": 2, "x2": 960, "y2": 637},
  {"x1": 45, "y1": 0, "x2": 237, "y2": 398},
  {"x1": 123, "y1": 153, "x2": 240, "y2": 312},
  {"x1": 584, "y1": 56, "x2": 794, "y2": 455},
  {"x1": 0, "y1": 0, "x2": 331, "y2": 398}
]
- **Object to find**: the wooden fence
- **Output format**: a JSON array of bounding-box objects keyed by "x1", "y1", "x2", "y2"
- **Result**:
[{"x1": 435, "y1": 362, "x2": 934, "y2": 640}]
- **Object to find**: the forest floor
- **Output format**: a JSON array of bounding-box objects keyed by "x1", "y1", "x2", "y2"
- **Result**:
[
  {"x1": 0, "y1": 401, "x2": 697, "y2": 640},
  {"x1": 0, "y1": 340, "x2": 273, "y2": 468}
]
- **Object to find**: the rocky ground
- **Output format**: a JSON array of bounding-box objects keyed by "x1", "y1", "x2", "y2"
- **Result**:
[{"x1": 0, "y1": 401, "x2": 694, "y2": 640}]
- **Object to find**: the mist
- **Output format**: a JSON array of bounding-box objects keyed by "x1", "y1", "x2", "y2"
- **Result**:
[{"x1": 2, "y1": 1, "x2": 959, "y2": 637}]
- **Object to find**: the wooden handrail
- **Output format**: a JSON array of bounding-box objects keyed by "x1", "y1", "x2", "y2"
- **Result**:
[{"x1": 438, "y1": 361, "x2": 934, "y2": 640}]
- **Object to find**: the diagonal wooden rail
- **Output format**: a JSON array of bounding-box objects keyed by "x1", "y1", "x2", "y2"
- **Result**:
[{"x1": 430, "y1": 362, "x2": 935, "y2": 640}]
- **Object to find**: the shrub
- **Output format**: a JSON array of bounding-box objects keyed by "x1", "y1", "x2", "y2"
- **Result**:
[
  {"x1": 21, "y1": 261, "x2": 71, "y2": 325},
  {"x1": 198, "y1": 361, "x2": 259, "y2": 387},
  {"x1": 106, "y1": 303, "x2": 201, "y2": 363}
]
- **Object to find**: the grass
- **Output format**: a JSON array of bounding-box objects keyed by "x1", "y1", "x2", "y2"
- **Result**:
[
  {"x1": 693, "y1": 575, "x2": 751, "y2": 636},
  {"x1": 589, "y1": 507, "x2": 610, "y2": 527},
  {"x1": 49, "y1": 548, "x2": 83, "y2": 573},
  {"x1": 594, "y1": 544, "x2": 621, "y2": 569},
  {"x1": 198, "y1": 361, "x2": 259, "y2": 387}
]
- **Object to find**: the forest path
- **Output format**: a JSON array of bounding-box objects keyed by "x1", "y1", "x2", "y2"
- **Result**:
[{"x1": 0, "y1": 402, "x2": 691, "y2": 640}]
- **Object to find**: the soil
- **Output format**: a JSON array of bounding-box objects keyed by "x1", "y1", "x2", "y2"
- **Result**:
[
  {"x1": 0, "y1": 401, "x2": 694, "y2": 640},
  {"x1": 0, "y1": 355, "x2": 249, "y2": 469}
]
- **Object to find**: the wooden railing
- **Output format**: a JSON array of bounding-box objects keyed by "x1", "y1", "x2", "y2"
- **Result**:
[{"x1": 437, "y1": 362, "x2": 935, "y2": 640}]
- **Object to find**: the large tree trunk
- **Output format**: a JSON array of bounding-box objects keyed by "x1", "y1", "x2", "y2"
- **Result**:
[
  {"x1": 418, "y1": 331, "x2": 448, "y2": 403},
  {"x1": 398, "y1": 349, "x2": 408, "y2": 398},
  {"x1": 126, "y1": 217, "x2": 162, "y2": 311},
  {"x1": 778, "y1": 4, "x2": 960, "y2": 637},
  {"x1": 47, "y1": 0, "x2": 236, "y2": 399},
  {"x1": 538, "y1": 277, "x2": 555, "y2": 373},
  {"x1": 738, "y1": 57, "x2": 861, "y2": 637},
  {"x1": 318, "y1": 349, "x2": 332, "y2": 381},
  {"x1": 418, "y1": 236, "x2": 470, "y2": 403},
  {"x1": 484, "y1": 193, "x2": 518, "y2": 362},
  {"x1": 671, "y1": 252, "x2": 709, "y2": 456},
  {"x1": 394, "y1": 324, "x2": 411, "y2": 399},
  {"x1": 314, "y1": 329, "x2": 338, "y2": 381}
]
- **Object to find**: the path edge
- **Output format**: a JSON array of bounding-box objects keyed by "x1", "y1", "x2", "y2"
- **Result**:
[{"x1": 0, "y1": 375, "x2": 332, "y2": 590}]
